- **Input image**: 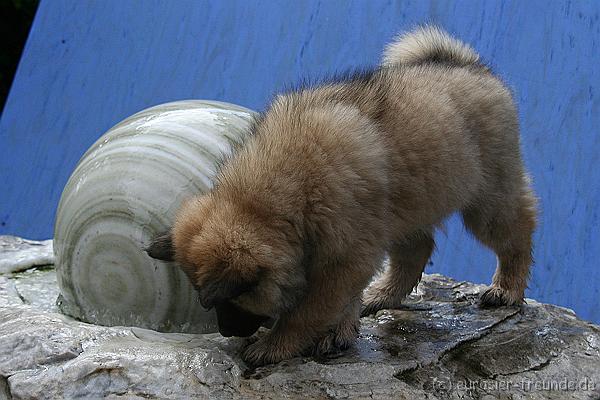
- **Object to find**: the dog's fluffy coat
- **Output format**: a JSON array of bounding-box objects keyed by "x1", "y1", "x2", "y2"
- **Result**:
[{"x1": 147, "y1": 26, "x2": 537, "y2": 365}]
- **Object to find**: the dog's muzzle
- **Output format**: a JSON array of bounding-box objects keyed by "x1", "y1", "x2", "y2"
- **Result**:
[{"x1": 215, "y1": 301, "x2": 269, "y2": 337}]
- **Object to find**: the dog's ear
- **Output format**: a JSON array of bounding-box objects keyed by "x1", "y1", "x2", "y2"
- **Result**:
[{"x1": 145, "y1": 230, "x2": 175, "y2": 261}]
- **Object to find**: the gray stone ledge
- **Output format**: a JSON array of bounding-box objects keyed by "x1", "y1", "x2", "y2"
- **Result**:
[
  {"x1": 0, "y1": 236, "x2": 598, "y2": 399},
  {"x1": 0, "y1": 236, "x2": 54, "y2": 274}
]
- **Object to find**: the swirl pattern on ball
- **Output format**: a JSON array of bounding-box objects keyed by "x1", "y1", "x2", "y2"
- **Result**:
[{"x1": 54, "y1": 100, "x2": 256, "y2": 333}]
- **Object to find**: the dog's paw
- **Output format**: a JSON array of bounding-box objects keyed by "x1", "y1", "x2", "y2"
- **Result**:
[
  {"x1": 361, "y1": 288, "x2": 392, "y2": 317},
  {"x1": 360, "y1": 300, "x2": 386, "y2": 317},
  {"x1": 480, "y1": 285, "x2": 523, "y2": 308},
  {"x1": 242, "y1": 335, "x2": 297, "y2": 366},
  {"x1": 361, "y1": 283, "x2": 408, "y2": 317},
  {"x1": 314, "y1": 318, "x2": 359, "y2": 355}
]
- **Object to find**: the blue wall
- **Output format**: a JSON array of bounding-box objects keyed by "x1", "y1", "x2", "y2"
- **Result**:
[{"x1": 1, "y1": 0, "x2": 598, "y2": 323}]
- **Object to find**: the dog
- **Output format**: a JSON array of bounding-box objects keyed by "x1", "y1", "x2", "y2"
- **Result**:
[{"x1": 146, "y1": 26, "x2": 537, "y2": 366}]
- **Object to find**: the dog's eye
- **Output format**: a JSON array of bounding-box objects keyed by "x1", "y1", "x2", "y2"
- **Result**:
[
  {"x1": 227, "y1": 265, "x2": 265, "y2": 299},
  {"x1": 198, "y1": 275, "x2": 259, "y2": 309},
  {"x1": 229, "y1": 279, "x2": 257, "y2": 298}
]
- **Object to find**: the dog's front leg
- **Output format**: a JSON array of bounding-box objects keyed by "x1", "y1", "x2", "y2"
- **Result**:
[{"x1": 242, "y1": 252, "x2": 379, "y2": 366}]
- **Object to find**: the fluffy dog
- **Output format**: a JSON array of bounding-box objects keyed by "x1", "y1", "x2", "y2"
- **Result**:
[{"x1": 146, "y1": 26, "x2": 537, "y2": 365}]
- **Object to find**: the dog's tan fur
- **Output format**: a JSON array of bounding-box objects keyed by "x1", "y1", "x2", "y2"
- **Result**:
[{"x1": 151, "y1": 26, "x2": 537, "y2": 365}]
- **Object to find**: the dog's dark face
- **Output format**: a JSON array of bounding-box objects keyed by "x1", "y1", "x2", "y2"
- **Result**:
[
  {"x1": 146, "y1": 230, "x2": 270, "y2": 337},
  {"x1": 145, "y1": 196, "x2": 305, "y2": 337}
]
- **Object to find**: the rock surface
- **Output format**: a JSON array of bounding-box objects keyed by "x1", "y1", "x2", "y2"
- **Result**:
[
  {"x1": 0, "y1": 236, "x2": 54, "y2": 274},
  {"x1": 0, "y1": 237, "x2": 599, "y2": 399}
]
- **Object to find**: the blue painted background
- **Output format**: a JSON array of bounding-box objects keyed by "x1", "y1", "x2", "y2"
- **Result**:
[{"x1": 1, "y1": 0, "x2": 598, "y2": 323}]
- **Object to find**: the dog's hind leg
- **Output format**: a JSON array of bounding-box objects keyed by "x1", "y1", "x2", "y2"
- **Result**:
[
  {"x1": 463, "y1": 182, "x2": 537, "y2": 307},
  {"x1": 361, "y1": 229, "x2": 434, "y2": 317}
]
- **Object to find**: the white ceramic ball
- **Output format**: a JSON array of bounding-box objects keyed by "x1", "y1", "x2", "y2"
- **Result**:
[{"x1": 54, "y1": 100, "x2": 256, "y2": 333}]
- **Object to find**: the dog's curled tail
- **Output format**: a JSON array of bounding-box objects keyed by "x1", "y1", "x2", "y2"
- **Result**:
[{"x1": 382, "y1": 25, "x2": 480, "y2": 68}]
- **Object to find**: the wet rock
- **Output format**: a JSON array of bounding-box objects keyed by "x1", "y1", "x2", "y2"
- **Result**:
[{"x1": 0, "y1": 239, "x2": 599, "y2": 399}]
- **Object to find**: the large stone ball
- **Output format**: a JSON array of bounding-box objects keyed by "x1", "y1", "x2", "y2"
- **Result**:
[{"x1": 54, "y1": 100, "x2": 255, "y2": 332}]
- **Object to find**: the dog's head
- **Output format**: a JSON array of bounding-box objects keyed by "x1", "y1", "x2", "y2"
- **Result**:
[{"x1": 146, "y1": 195, "x2": 305, "y2": 337}]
